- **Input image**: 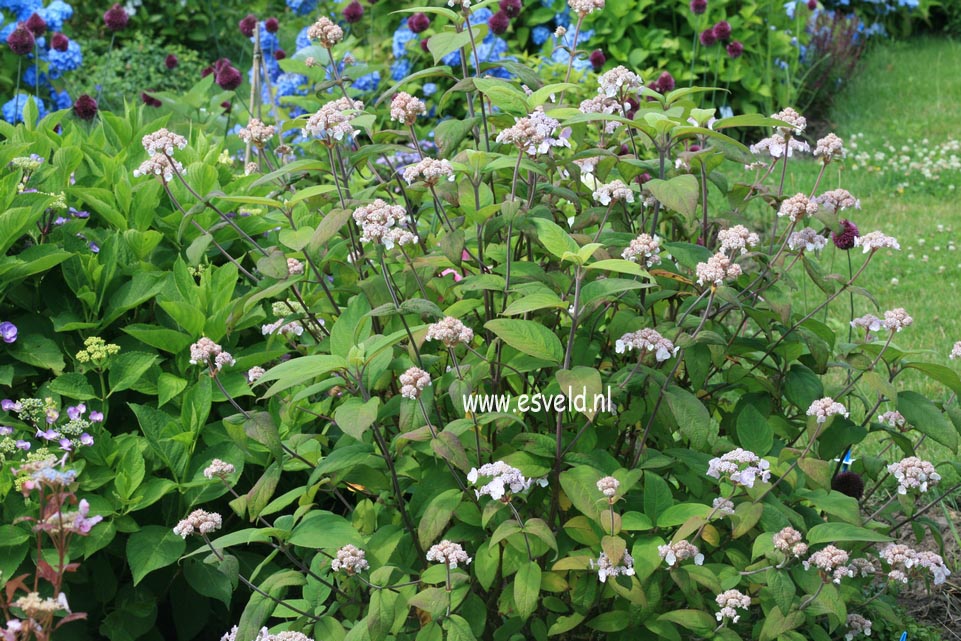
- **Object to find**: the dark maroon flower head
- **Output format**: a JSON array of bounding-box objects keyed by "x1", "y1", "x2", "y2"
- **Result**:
[
  {"x1": 213, "y1": 57, "x2": 232, "y2": 73},
  {"x1": 589, "y1": 49, "x2": 605, "y2": 71},
  {"x1": 807, "y1": 0, "x2": 818, "y2": 9},
  {"x1": 51, "y1": 32, "x2": 69, "y2": 51},
  {"x1": 690, "y1": 0, "x2": 707, "y2": 15},
  {"x1": 637, "y1": 172, "x2": 652, "y2": 185},
  {"x1": 624, "y1": 96, "x2": 639, "y2": 119},
  {"x1": 499, "y1": 0, "x2": 522, "y2": 18},
  {"x1": 419, "y1": 38, "x2": 429, "y2": 52},
  {"x1": 216, "y1": 65, "x2": 242, "y2": 91},
  {"x1": 689, "y1": 144, "x2": 701, "y2": 152},
  {"x1": 619, "y1": 144, "x2": 630, "y2": 155},
  {"x1": 164, "y1": 53, "x2": 178, "y2": 69},
  {"x1": 408, "y1": 12, "x2": 430, "y2": 34},
  {"x1": 656, "y1": 71, "x2": 675, "y2": 93},
  {"x1": 239, "y1": 14, "x2": 257, "y2": 37},
  {"x1": 726, "y1": 40, "x2": 744, "y2": 58},
  {"x1": 25, "y1": 13, "x2": 47, "y2": 37},
  {"x1": 832, "y1": 471, "x2": 864, "y2": 500},
  {"x1": 343, "y1": 1, "x2": 364, "y2": 23},
  {"x1": 699, "y1": 27, "x2": 717, "y2": 47},
  {"x1": 488, "y1": 10, "x2": 510, "y2": 35},
  {"x1": 221, "y1": 100, "x2": 232, "y2": 113},
  {"x1": 104, "y1": 4, "x2": 129, "y2": 31},
  {"x1": 73, "y1": 94, "x2": 98, "y2": 121},
  {"x1": 713, "y1": 20, "x2": 731, "y2": 40},
  {"x1": 264, "y1": 17, "x2": 279, "y2": 33},
  {"x1": 6, "y1": 26, "x2": 35, "y2": 56},
  {"x1": 201, "y1": 65, "x2": 214, "y2": 78},
  {"x1": 141, "y1": 92, "x2": 162, "y2": 108},
  {"x1": 832, "y1": 219, "x2": 859, "y2": 250},
  {"x1": 273, "y1": 48, "x2": 286, "y2": 60}
]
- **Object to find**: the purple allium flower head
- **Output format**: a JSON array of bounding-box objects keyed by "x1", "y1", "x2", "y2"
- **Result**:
[
  {"x1": 104, "y1": 4, "x2": 129, "y2": 31},
  {"x1": 239, "y1": 14, "x2": 257, "y2": 37},
  {"x1": 832, "y1": 219, "x2": 859, "y2": 250},
  {"x1": 200, "y1": 65, "x2": 214, "y2": 78},
  {"x1": 488, "y1": 10, "x2": 510, "y2": 35},
  {"x1": 699, "y1": 27, "x2": 718, "y2": 46},
  {"x1": 221, "y1": 100, "x2": 232, "y2": 113},
  {"x1": 690, "y1": 0, "x2": 707, "y2": 14},
  {"x1": 408, "y1": 13, "x2": 430, "y2": 33},
  {"x1": 73, "y1": 94, "x2": 98, "y2": 120},
  {"x1": 500, "y1": 0, "x2": 522, "y2": 18},
  {"x1": 726, "y1": 40, "x2": 744, "y2": 58},
  {"x1": 807, "y1": 0, "x2": 817, "y2": 9},
  {"x1": 0, "y1": 322, "x2": 17, "y2": 344},
  {"x1": 25, "y1": 13, "x2": 47, "y2": 37},
  {"x1": 264, "y1": 17, "x2": 279, "y2": 33},
  {"x1": 832, "y1": 471, "x2": 864, "y2": 500},
  {"x1": 273, "y1": 48, "x2": 286, "y2": 60},
  {"x1": 344, "y1": 1, "x2": 364, "y2": 23},
  {"x1": 165, "y1": 54, "x2": 178, "y2": 69},
  {"x1": 656, "y1": 71, "x2": 675, "y2": 93},
  {"x1": 7, "y1": 26, "x2": 36, "y2": 56},
  {"x1": 141, "y1": 92, "x2": 162, "y2": 107},
  {"x1": 216, "y1": 65, "x2": 242, "y2": 90},
  {"x1": 51, "y1": 32, "x2": 69, "y2": 51},
  {"x1": 90, "y1": 411, "x2": 104, "y2": 422},
  {"x1": 589, "y1": 49, "x2": 605, "y2": 71},
  {"x1": 419, "y1": 38, "x2": 429, "y2": 52},
  {"x1": 713, "y1": 20, "x2": 731, "y2": 41}
]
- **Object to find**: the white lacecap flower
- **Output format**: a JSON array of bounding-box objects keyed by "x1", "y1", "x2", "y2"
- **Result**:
[
  {"x1": 247, "y1": 366, "x2": 267, "y2": 383},
  {"x1": 307, "y1": 16, "x2": 343, "y2": 47},
  {"x1": 787, "y1": 227, "x2": 827, "y2": 253},
  {"x1": 615, "y1": 328, "x2": 677, "y2": 362},
  {"x1": 878, "y1": 410, "x2": 905, "y2": 429},
  {"x1": 568, "y1": 0, "x2": 605, "y2": 16},
  {"x1": 803, "y1": 545, "x2": 854, "y2": 584},
  {"x1": 658, "y1": 540, "x2": 704, "y2": 567},
  {"x1": 815, "y1": 188, "x2": 859, "y2": 214},
  {"x1": 772, "y1": 107, "x2": 806, "y2": 135},
  {"x1": 882, "y1": 307, "x2": 912, "y2": 332},
  {"x1": 399, "y1": 367, "x2": 431, "y2": 399},
  {"x1": 590, "y1": 550, "x2": 634, "y2": 582},
  {"x1": 951, "y1": 340, "x2": 961, "y2": 360},
  {"x1": 806, "y1": 397, "x2": 848, "y2": 424},
  {"x1": 854, "y1": 231, "x2": 900, "y2": 253},
  {"x1": 352, "y1": 198, "x2": 417, "y2": 249},
  {"x1": 403, "y1": 158, "x2": 454, "y2": 186},
  {"x1": 850, "y1": 314, "x2": 883, "y2": 335},
  {"x1": 695, "y1": 252, "x2": 742, "y2": 286},
  {"x1": 777, "y1": 193, "x2": 818, "y2": 222},
  {"x1": 711, "y1": 497, "x2": 735, "y2": 516},
  {"x1": 887, "y1": 456, "x2": 940, "y2": 495},
  {"x1": 592, "y1": 179, "x2": 634, "y2": 206},
  {"x1": 425, "y1": 316, "x2": 474, "y2": 347},
  {"x1": 772, "y1": 527, "x2": 808, "y2": 557},
  {"x1": 814, "y1": 133, "x2": 846, "y2": 162},
  {"x1": 467, "y1": 461, "x2": 541, "y2": 500},
  {"x1": 596, "y1": 476, "x2": 619, "y2": 498},
  {"x1": 142, "y1": 128, "x2": 188, "y2": 156},
  {"x1": 238, "y1": 119, "x2": 276, "y2": 147},
  {"x1": 302, "y1": 97, "x2": 364, "y2": 143},
  {"x1": 495, "y1": 108, "x2": 571, "y2": 156},
  {"x1": 203, "y1": 459, "x2": 235, "y2": 479},
  {"x1": 389, "y1": 92, "x2": 426, "y2": 126},
  {"x1": 597, "y1": 65, "x2": 643, "y2": 99},
  {"x1": 331, "y1": 544, "x2": 369, "y2": 574},
  {"x1": 426, "y1": 540, "x2": 472, "y2": 568},
  {"x1": 750, "y1": 134, "x2": 810, "y2": 158},
  {"x1": 706, "y1": 448, "x2": 771, "y2": 488},
  {"x1": 133, "y1": 154, "x2": 185, "y2": 183},
  {"x1": 717, "y1": 225, "x2": 760, "y2": 256},
  {"x1": 715, "y1": 589, "x2": 751, "y2": 623},
  {"x1": 173, "y1": 509, "x2": 223, "y2": 538},
  {"x1": 844, "y1": 614, "x2": 872, "y2": 641},
  {"x1": 621, "y1": 233, "x2": 662, "y2": 267}
]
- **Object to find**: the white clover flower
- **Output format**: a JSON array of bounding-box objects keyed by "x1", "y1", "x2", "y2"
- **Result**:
[
  {"x1": 706, "y1": 448, "x2": 771, "y2": 488},
  {"x1": 495, "y1": 108, "x2": 571, "y2": 156},
  {"x1": 467, "y1": 461, "x2": 539, "y2": 501},
  {"x1": 621, "y1": 233, "x2": 662, "y2": 267},
  {"x1": 787, "y1": 227, "x2": 827, "y2": 253},
  {"x1": 425, "y1": 316, "x2": 474, "y2": 347},
  {"x1": 778, "y1": 193, "x2": 818, "y2": 222},
  {"x1": 844, "y1": 614, "x2": 872, "y2": 641},
  {"x1": 403, "y1": 158, "x2": 454, "y2": 186},
  {"x1": 951, "y1": 340, "x2": 961, "y2": 360},
  {"x1": 887, "y1": 457, "x2": 940, "y2": 495},
  {"x1": 658, "y1": 540, "x2": 704, "y2": 567},
  {"x1": 399, "y1": 367, "x2": 431, "y2": 400},
  {"x1": 615, "y1": 328, "x2": 677, "y2": 362},
  {"x1": 806, "y1": 397, "x2": 848, "y2": 424},
  {"x1": 803, "y1": 545, "x2": 854, "y2": 584},
  {"x1": 173, "y1": 509, "x2": 223, "y2": 538},
  {"x1": 389, "y1": 92, "x2": 426, "y2": 126},
  {"x1": 715, "y1": 589, "x2": 751, "y2": 623},
  {"x1": 203, "y1": 459, "x2": 235, "y2": 480},
  {"x1": 142, "y1": 128, "x2": 188, "y2": 156},
  {"x1": 882, "y1": 307, "x2": 912, "y2": 332},
  {"x1": 854, "y1": 231, "x2": 900, "y2": 253},
  {"x1": 302, "y1": 97, "x2": 364, "y2": 143},
  {"x1": 330, "y1": 544, "x2": 369, "y2": 574},
  {"x1": 696, "y1": 252, "x2": 742, "y2": 287},
  {"x1": 426, "y1": 540, "x2": 472, "y2": 568},
  {"x1": 590, "y1": 551, "x2": 634, "y2": 583},
  {"x1": 772, "y1": 527, "x2": 809, "y2": 558},
  {"x1": 717, "y1": 225, "x2": 760, "y2": 256},
  {"x1": 592, "y1": 179, "x2": 634, "y2": 206},
  {"x1": 597, "y1": 476, "x2": 619, "y2": 498},
  {"x1": 597, "y1": 66, "x2": 643, "y2": 99}
]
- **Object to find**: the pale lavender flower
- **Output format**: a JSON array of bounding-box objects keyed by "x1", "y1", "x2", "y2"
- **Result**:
[
  {"x1": 804, "y1": 545, "x2": 854, "y2": 583},
  {"x1": 495, "y1": 108, "x2": 571, "y2": 156},
  {"x1": 806, "y1": 397, "x2": 848, "y2": 424},
  {"x1": 854, "y1": 231, "x2": 900, "y2": 254},
  {"x1": 658, "y1": 540, "x2": 704, "y2": 566},
  {"x1": 615, "y1": 328, "x2": 676, "y2": 361},
  {"x1": 787, "y1": 228, "x2": 827, "y2": 253},
  {"x1": 590, "y1": 551, "x2": 635, "y2": 582},
  {"x1": 882, "y1": 307, "x2": 912, "y2": 332},
  {"x1": 468, "y1": 461, "x2": 538, "y2": 500},
  {"x1": 426, "y1": 316, "x2": 474, "y2": 347},
  {"x1": 887, "y1": 457, "x2": 940, "y2": 495},
  {"x1": 426, "y1": 540, "x2": 472, "y2": 568},
  {"x1": 696, "y1": 252, "x2": 742, "y2": 287},
  {"x1": 330, "y1": 544, "x2": 369, "y2": 574},
  {"x1": 621, "y1": 233, "x2": 662, "y2": 267},
  {"x1": 715, "y1": 589, "x2": 751, "y2": 623},
  {"x1": 773, "y1": 527, "x2": 808, "y2": 557},
  {"x1": 778, "y1": 193, "x2": 818, "y2": 222},
  {"x1": 173, "y1": 509, "x2": 223, "y2": 538},
  {"x1": 707, "y1": 448, "x2": 771, "y2": 488},
  {"x1": 399, "y1": 367, "x2": 431, "y2": 399},
  {"x1": 0, "y1": 322, "x2": 18, "y2": 344},
  {"x1": 597, "y1": 476, "x2": 620, "y2": 498},
  {"x1": 592, "y1": 180, "x2": 634, "y2": 206},
  {"x1": 717, "y1": 225, "x2": 760, "y2": 255}
]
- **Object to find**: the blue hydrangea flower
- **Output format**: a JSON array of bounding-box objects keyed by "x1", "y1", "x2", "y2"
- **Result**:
[
  {"x1": 275, "y1": 72, "x2": 307, "y2": 97},
  {"x1": 48, "y1": 38, "x2": 82, "y2": 78},
  {"x1": 422, "y1": 82, "x2": 437, "y2": 97},
  {"x1": 49, "y1": 88, "x2": 70, "y2": 110},
  {"x1": 0, "y1": 0, "x2": 42, "y2": 21},
  {"x1": 285, "y1": 0, "x2": 317, "y2": 16},
  {"x1": 392, "y1": 19, "x2": 417, "y2": 59},
  {"x1": 253, "y1": 23, "x2": 279, "y2": 58},
  {"x1": 2, "y1": 93, "x2": 46, "y2": 123},
  {"x1": 390, "y1": 57, "x2": 412, "y2": 82},
  {"x1": 38, "y1": 0, "x2": 72, "y2": 32},
  {"x1": 532, "y1": 26, "x2": 551, "y2": 46},
  {"x1": 21, "y1": 65, "x2": 48, "y2": 87},
  {"x1": 296, "y1": 26, "x2": 312, "y2": 52},
  {"x1": 0, "y1": 21, "x2": 17, "y2": 43},
  {"x1": 354, "y1": 71, "x2": 381, "y2": 92}
]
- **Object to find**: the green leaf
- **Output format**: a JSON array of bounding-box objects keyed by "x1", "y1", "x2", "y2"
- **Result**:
[
  {"x1": 529, "y1": 217, "x2": 578, "y2": 259},
  {"x1": 126, "y1": 526, "x2": 186, "y2": 586},
  {"x1": 427, "y1": 31, "x2": 471, "y2": 65},
  {"x1": 664, "y1": 386, "x2": 711, "y2": 450},
  {"x1": 902, "y1": 362, "x2": 961, "y2": 397},
  {"x1": 657, "y1": 610, "x2": 716, "y2": 634},
  {"x1": 806, "y1": 523, "x2": 892, "y2": 545},
  {"x1": 513, "y1": 561, "x2": 541, "y2": 620},
  {"x1": 897, "y1": 390, "x2": 958, "y2": 452},
  {"x1": 473, "y1": 78, "x2": 530, "y2": 115},
  {"x1": 737, "y1": 403, "x2": 773, "y2": 456},
  {"x1": 418, "y1": 488, "x2": 462, "y2": 547},
  {"x1": 257, "y1": 355, "x2": 347, "y2": 398},
  {"x1": 288, "y1": 511, "x2": 362, "y2": 549},
  {"x1": 335, "y1": 398, "x2": 380, "y2": 440},
  {"x1": 502, "y1": 292, "x2": 566, "y2": 316},
  {"x1": 108, "y1": 352, "x2": 157, "y2": 394},
  {"x1": 183, "y1": 557, "x2": 235, "y2": 608},
  {"x1": 559, "y1": 465, "x2": 603, "y2": 520},
  {"x1": 309, "y1": 208, "x2": 353, "y2": 253},
  {"x1": 645, "y1": 175, "x2": 699, "y2": 218},
  {"x1": 48, "y1": 373, "x2": 97, "y2": 400},
  {"x1": 555, "y1": 367, "x2": 603, "y2": 420},
  {"x1": 759, "y1": 608, "x2": 805, "y2": 641},
  {"x1": 585, "y1": 259, "x2": 650, "y2": 278},
  {"x1": 656, "y1": 503, "x2": 712, "y2": 527},
  {"x1": 484, "y1": 319, "x2": 563, "y2": 363},
  {"x1": 8, "y1": 334, "x2": 65, "y2": 374},
  {"x1": 643, "y1": 472, "x2": 673, "y2": 520}
]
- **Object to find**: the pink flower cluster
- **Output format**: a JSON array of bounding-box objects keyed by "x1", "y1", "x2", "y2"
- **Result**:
[
  {"x1": 614, "y1": 328, "x2": 677, "y2": 362},
  {"x1": 707, "y1": 448, "x2": 771, "y2": 488}
]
